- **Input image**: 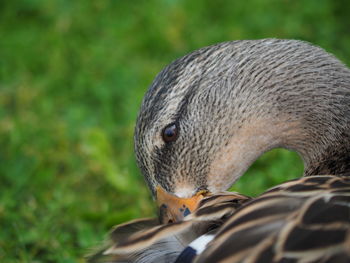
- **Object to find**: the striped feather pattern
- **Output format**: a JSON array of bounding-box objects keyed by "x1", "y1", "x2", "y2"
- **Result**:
[
  {"x1": 87, "y1": 192, "x2": 250, "y2": 263},
  {"x1": 195, "y1": 176, "x2": 350, "y2": 263}
]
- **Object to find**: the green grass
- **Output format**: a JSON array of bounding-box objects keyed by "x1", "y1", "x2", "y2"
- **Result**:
[{"x1": 1, "y1": 0, "x2": 350, "y2": 262}]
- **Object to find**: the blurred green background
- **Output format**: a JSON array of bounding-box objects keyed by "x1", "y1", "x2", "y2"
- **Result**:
[{"x1": 1, "y1": 0, "x2": 350, "y2": 262}]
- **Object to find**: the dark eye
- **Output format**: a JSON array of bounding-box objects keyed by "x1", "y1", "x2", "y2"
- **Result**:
[{"x1": 162, "y1": 123, "x2": 178, "y2": 142}]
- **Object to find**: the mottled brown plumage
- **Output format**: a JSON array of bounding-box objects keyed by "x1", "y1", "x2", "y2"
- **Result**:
[
  {"x1": 90, "y1": 39, "x2": 350, "y2": 262},
  {"x1": 197, "y1": 176, "x2": 350, "y2": 263},
  {"x1": 88, "y1": 192, "x2": 249, "y2": 262},
  {"x1": 134, "y1": 39, "x2": 350, "y2": 198}
]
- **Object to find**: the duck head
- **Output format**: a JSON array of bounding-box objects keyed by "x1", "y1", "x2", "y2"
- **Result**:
[{"x1": 134, "y1": 39, "x2": 350, "y2": 223}]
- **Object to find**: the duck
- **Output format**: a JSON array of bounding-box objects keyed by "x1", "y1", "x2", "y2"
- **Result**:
[{"x1": 89, "y1": 39, "x2": 350, "y2": 263}]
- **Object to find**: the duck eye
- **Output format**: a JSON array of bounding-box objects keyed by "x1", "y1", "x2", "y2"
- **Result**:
[{"x1": 162, "y1": 123, "x2": 178, "y2": 142}]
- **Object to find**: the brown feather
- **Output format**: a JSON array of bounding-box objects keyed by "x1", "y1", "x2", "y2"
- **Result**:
[
  {"x1": 195, "y1": 176, "x2": 350, "y2": 263},
  {"x1": 88, "y1": 192, "x2": 250, "y2": 263}
]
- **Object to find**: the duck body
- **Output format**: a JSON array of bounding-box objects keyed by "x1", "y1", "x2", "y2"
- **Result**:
[
  {"x1": 88, "y1": 192, "x2": 250, "y2": 263},
  {"x1": 89, "y1": 39, "x2": 350, "y2": 262},
  {"x1": 90, "y1": 176, "x2": 350, "y2": 263},
  {"x1": 196, "y1": 175, "x2": 350, "y2": 263}
]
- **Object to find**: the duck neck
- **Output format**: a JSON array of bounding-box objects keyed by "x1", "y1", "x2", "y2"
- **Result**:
[
  {"x1": 300, "y1": 130, "x2": 350, "y2": 176},
  {"x1": 267, "y1": 119, "x2": 350, "y2": 176},
  {"x1": 207, "y1": 115, "x2": 350, "y2": 193}
]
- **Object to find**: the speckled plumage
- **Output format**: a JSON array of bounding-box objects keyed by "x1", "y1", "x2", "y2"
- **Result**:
[
  {"x1": 134, "y1": 39, "x2": 350, "y2": 197},
  {"x1": 89, "y1": 39, "x2": 350, "y2": 263}
]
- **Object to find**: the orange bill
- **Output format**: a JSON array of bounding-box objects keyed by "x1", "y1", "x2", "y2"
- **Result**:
[{"x1": 156, "y1": 186, "x2": 210, "y2": 224}]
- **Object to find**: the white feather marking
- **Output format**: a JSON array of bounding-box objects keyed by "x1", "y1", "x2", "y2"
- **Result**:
[{"x1": 187, "y1": 233, "x2": 215, "y2": 255}]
